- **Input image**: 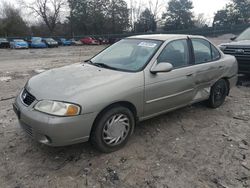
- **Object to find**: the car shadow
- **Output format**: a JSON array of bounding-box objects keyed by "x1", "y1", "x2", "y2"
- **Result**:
[{"x1": 237, "y1": 74, "x2": 250, "y2": 87}]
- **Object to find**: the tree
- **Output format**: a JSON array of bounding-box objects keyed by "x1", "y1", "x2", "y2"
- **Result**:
[
  {"x1": 129, "y1": 0, "x2": 143, "y2": 31},
  {"x1": 25, "y1": 0, "x2": 66, "y2": 34},
  {"x1": 134, "y1": 8, "x2": 156, "y2": 32},
  {"x1": 194, "y1": 13, "x2": 208, "y2": 28},
  {"x1": 213, "y1": 0, "x2": 250, "y2": 27},
  {"x1": 232, "y1": 0, "x2": 250, "y2": 23},
  {"x1": 162, "y1": 0, "x2": 194, "y2": 30},
  {"x1": 0, "y1": 2, "x2": 29, "y2": 36},
  {"x1": 68, "y1": 0, "x2": 89, "y2": 35},
  {"x1": 107, "y1": 0, "x2": 129, "y2": 33},
  {"x1": 68, "y1": 0, "x2": 129, "y2": 35}
]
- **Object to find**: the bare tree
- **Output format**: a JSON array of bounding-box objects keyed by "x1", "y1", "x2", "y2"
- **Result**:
[
  {"x1": 129, "y1": 0, "x2": 143, "y2": 30},
  {"x1": 194, "y1": 13, "x2": 209, "y2": 28},
  {"x1": 129, "y1": 0, "x2": 164, "y2": 31},
  {"x1": 24, "y1": 0, "x2": 66, "y2": 34},
  {"x1": 148, "y1": 0, "x2": 164, "y2": 20}
]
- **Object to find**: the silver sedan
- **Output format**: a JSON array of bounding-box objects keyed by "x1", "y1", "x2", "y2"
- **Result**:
[{"x1": 13, "y1": 34, "x2": 238, "y2": 152}]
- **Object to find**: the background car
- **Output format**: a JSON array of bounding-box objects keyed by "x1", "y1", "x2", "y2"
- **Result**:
[
  {"x1": 42, "y1": 38, "x2": 58, "y2": 48},
  {"x1": 80, "y1": 37, "x2": 100, "y2": 45},
  {"x1": 108, "y1": 38, "x2": 121, "y2": 44},
  {"x1": 29, "y1": 37, "x2": 47, "y2": 48},
  {"x1": 97, "y1": 37, "x2": 109, "y2": 45},
  {"x1": 0, "y1": 38, "x2": 10, "y2": 48},
  {"x1": 58, "y1": 38, "x2": 72, "y2": 46},
  {"x1": 69, "y1": 38, "x2": 83, "y2": 46},
  {"x1": 10, "y1": 39, "x2": 29, "y2": 49},
  {"x1": 219, "y1": 27, "x2": 250, "y2": 76}
]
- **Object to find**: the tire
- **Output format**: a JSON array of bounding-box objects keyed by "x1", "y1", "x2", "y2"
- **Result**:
[
  {"x1": 90, "y1": 106, "x2": 135, "y2": 153},
  {"x1": 207, "y1": 79, "x2": 228, "y2": 108}
]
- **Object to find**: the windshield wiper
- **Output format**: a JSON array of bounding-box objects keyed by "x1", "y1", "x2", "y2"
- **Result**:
[
  {"x1": 84, "y1": 60, "x2": 118, "y2": 70},
  {"x1": 92, "y1": 63, "x2": 118, "y2": 70}
]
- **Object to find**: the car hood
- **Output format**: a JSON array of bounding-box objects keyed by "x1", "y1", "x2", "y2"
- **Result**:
[
  {"x1": 26, "y1": 63, "x2": 142, "y2": 103},
  {"x1": 220, "y1": 40, "x2": 250, "y2": 48}
]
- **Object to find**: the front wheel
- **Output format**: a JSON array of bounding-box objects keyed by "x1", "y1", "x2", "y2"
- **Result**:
[
  {"x1": 90, "y1": 106, "x2": 135, "y2": 153},
  {"x1": 207, "y1": 79, "x2": 228, "y2": 108}
]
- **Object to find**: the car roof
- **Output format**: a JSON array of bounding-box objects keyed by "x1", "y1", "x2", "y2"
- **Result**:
[{"x1": 127, "y1": 34, "x2": 205, "y2": 41}]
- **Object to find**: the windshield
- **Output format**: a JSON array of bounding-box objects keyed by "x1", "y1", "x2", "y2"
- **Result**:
[
  {"x1": 32, "y1": 37, "x2": 42, "y2": 43},
  {"x1": 236, "y1": 28, "x2": 250, "y2": 41},
  {"x1": 45, "y1": 38, "x2": 54, "y2": 42},
  {"x1": 14, "y1": 39, "x2": 24, "y2": 42},
  {"x1": 0, "y1": 38, "x2": 7, "y2": 42},
  {"x1": 91, "y1": 39, "x2": 162, "y2": 72}
]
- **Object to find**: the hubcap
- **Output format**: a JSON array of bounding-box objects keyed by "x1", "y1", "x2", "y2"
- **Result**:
[{"x1": 102, "y1": 114, "x2": 130, "y2": 146}]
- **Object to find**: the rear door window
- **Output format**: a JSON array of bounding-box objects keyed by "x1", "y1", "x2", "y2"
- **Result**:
[
  {"x1": 192, "y1": 39, "x2": 221, "y2": 64},
  {"x1": 211, "y1": 45, "x2": 221, "y2": 60},
  {"x1": 191, "y1": 39, "x2": 212, "y2": 64}
]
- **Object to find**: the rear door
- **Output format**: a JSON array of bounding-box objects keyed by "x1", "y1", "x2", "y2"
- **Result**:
[{"x1": 189, "y1": 38, "x2": 225, "y2": 101}]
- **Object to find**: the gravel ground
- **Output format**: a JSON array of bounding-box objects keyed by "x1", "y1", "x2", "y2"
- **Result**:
[{"x1": 0, "y1": 37, "x2": 250, "y2": 188}]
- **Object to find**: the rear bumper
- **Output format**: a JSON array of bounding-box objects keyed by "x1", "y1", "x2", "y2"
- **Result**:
[
  {"x1": 14, "y1": 94, "x2": 97, "y2": 146},
  {"x1": 228, "y1": 74, "x2": 238, "y2": 89}
]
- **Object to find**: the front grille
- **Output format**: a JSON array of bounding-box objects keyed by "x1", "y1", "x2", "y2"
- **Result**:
[
  {"x1": 223, "y1": 47, "x2": 250, "y2": 58},
  {"x1": 21, "y1": 89, "x2": 36, "y2": 106},
  {"x1": 20, "y1": 122, "x2": 33, "y2": 137},
  {"x1": 223, "y1": 46, "x2": 250, "y2": 73}
]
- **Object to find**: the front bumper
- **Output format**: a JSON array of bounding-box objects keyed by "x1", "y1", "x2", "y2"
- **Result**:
[
  {"x1": 14, "y1": 94, "x2": 97, "y2": 146},
  {"x1": 30, "y1": 44, "x2": 47, "y2": 48},
  {"x1": 15, "y1": 45, "x2": 28, "y2": 49}
]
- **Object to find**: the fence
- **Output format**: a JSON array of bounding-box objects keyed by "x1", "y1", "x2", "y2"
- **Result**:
[
  {"x1": 71, "y1": 24, "x2": 250, "y2": 40},
  {"x1": 5, "y1": 24, "x2": 250, "y2": 40}
]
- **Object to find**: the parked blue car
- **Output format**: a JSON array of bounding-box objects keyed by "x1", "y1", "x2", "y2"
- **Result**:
[
  {"x1": 10, "y1": 39, "x2": 29, "y2": 49},
  {"x1": 29, "y1": 37, "x2": 47, "y2": 48},
  {"x1": 58, "y1": 38, "x2": 72, "y2": 46}
]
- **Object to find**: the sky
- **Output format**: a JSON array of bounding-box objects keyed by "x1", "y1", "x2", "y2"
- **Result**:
[
  {"x1": 192, "y1": 0, "x2": 230, "y2": 19},
  {"x1": 3, "y1": 0, "x2": 230, "y2": 24}
]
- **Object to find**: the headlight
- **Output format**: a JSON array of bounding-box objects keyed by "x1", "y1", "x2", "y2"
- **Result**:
[
  {"x1": 34, "y1": 100, "x2": 81, "y2": 116},
  {"x1": 218, "y1": 45, "x2": 227, "y2": 51}
]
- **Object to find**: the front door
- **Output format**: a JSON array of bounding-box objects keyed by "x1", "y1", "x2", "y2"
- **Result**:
[{"x1": 144, "y1": 39, "x2": 196, "y2": 118}]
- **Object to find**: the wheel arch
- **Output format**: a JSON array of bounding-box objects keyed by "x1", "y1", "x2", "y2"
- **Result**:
[
  {"x1": 90, "y1": 101, "x2": 138, "y2": 135},
  {"x1": 95, "y1": 101, "x2": 137, "y2": 122}
]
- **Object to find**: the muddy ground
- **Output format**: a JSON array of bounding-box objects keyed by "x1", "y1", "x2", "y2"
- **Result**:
[{"x1": 0, "y1": 36, "x2": 250, "y2": 188}]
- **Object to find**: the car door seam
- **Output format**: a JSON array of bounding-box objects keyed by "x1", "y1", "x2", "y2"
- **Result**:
[{"x1": 146, "y1": 88, "x2": 194, "y2": 104}]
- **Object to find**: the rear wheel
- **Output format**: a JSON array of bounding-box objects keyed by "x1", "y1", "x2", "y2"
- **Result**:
[
  {"x1": 90, "y1": 106, "x2": 135, "y2": 153},
  {"x1": 207, "y1": 79, "x2": 228, "y2": 108}
]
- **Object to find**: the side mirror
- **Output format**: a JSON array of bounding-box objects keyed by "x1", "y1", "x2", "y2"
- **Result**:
[
  {"x1": 150, "y1": 62, "x2": 173, "y2": 74},
  {"x1": 230, "y1": 35, "x2": 237, "y2": 41}
]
